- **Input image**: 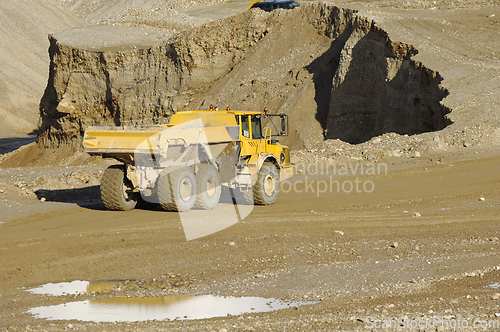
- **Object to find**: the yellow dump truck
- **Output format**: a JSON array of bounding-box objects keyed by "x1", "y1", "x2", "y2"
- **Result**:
[{"x1": 83, "y1": 108, "x2": 293, "y2": 212}]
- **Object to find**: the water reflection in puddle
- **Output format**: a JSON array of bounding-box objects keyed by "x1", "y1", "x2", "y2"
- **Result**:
[
  {"x1": 485, "y1": 282, "x2": 500, "y2": 289},
  {"x1": 29, "y1": 294, "x2": 315, "y2": 322}
]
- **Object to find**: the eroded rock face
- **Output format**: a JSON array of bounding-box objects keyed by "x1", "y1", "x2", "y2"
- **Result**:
[
  {"x1": 38, "y1": 12, "x2": 270, "y2": 147},
  {"x1": 325, "y1": 23, "x2": 451, "y2": 143},
  {"x1": 37, "y1": 3, "x2": 451, "y2": 149}
]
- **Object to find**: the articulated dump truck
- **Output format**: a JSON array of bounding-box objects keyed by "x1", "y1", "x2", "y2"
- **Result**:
[{"x1": 83, "y1": 108, "x2": 293, "y2": 212}]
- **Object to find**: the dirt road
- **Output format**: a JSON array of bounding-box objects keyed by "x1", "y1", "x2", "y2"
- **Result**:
[{"x1": 0, "y1": 146, "x2": 499, "y2": 331}]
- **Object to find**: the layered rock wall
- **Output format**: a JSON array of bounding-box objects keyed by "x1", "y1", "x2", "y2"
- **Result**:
[
  {"x1": 38, "y1": 11, "x2": 271, "y2": 147},
  {"x1": 38, "y1": 3, "x2": 451, "y2": 149}
]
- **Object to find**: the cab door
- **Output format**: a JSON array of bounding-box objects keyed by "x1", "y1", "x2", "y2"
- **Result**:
[{"x1": 239, "y1": 114, "x2": 269, "y2": 158}]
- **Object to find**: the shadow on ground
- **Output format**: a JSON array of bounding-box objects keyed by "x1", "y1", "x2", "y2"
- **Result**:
[
  {"x1": 35, "y1": 186, "x2": 106, "y2": 210},
  {"x1": 0, "y1": 136, "x2": 36, "y2": 154},
  {"x1": 34, "y1": 186, "x2": 254, "y2": 212},
  {"x1": 35, "y1": 186, "x2": 167, "y2": 211}
]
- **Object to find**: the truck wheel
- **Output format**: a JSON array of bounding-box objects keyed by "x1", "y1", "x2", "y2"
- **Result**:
[
  {"x1": 195, "y1": 164, "x2": 221, "y2": 210},
  {"x1": 253, "y1": 162, "x2": 279, "y2": 205},
  {"x1": 157, "y1": 169, "x2": 176, "y2": 212},
  {"x1": 158, "y1": 167, "x2": 197, "y2": 212},
  {"x1": 100, "y1": 165, "x2": 138, "y2": 211}
]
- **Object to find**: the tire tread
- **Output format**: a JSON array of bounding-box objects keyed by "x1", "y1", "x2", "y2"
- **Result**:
[
  {"x1": 194, "y1": 164, "x2": 221, "y2": 210},
  {"x1": 100, "y1": 165, "x2": 137, "y2": 211},
  {"x1": 252, "y1": 162, "x2": 279, "y2": 205},
  {"x1": 157, "y1": 170, "x2": 177, "y2": 212}
]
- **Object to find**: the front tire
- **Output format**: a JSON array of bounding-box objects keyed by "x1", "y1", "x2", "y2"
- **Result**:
[
  {"x1": 253, "y1": 162, "x2": 279, "y2": 205},
  {"x1": 100, "y1": 165, "x2": 138, "y2": 211}
]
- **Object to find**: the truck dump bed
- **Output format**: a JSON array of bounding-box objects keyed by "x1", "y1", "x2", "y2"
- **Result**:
[{"x1": 83, "y1": 112, "x2": 240, "y2": 158}]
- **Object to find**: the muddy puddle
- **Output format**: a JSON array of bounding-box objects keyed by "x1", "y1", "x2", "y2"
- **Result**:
[
  {"x1": 28, "y1": 280, "x2": 90, "y2": 296},
  {"x1": 27, "y1": 281, "x2": 315, "y2": 322},
  {"x1": 29, "y1": 295, "x2": 314, "y2": 322}
]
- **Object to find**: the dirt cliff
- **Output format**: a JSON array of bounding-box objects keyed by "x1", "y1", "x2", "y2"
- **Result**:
[
  {"x1": 0, "y1": 0, "x2": 84, "y2": 138},
  {"x1": 37, "y1": 3, "x2": 451, "y2": 149}
]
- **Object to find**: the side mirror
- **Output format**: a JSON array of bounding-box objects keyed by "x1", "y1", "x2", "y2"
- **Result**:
[{"x1": 280, "y1": 114, "x2": 287, "y2": 136}]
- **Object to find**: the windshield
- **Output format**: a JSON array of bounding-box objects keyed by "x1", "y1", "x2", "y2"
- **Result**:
[{"x1": 287, "y1": 1, "x2": 300, "y2": 8}]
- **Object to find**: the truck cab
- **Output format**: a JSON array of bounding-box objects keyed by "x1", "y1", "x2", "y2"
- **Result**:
[{"x1": 234, "y1": 111, "x2": 291, "y2": 173}]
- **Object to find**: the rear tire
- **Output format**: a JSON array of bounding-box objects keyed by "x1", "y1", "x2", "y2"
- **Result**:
[
  {"x1": 100, "y1": 165, "x2": 138, "y2": 211},
  {"x1": 195, "y1": 164, "x2": 221, "y2": 210},
  {"x1": 158, "y1": 167, "x2": 197, "y2": 212},
  {"x1": 157, "y1": 169, "x2": 176, "y2": 212},
  {"x1": 252, "y1": 162, "x2": 279, "y2": 205}
]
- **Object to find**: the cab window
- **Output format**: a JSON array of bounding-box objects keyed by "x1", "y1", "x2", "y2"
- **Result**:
[{"x1": 241, "y1": 115, "x2": 250, "y2": 138}]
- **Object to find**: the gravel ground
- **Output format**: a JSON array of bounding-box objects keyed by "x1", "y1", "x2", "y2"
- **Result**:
[
  {"x1": 1, "y1": 148, "x2": 500, "y2": 331},
  {"x1": 292, "y1": 126, "x2": 500, "y2": 166}
]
